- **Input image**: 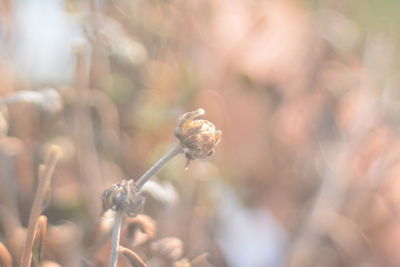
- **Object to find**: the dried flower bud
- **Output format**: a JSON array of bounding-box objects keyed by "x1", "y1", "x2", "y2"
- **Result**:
[
  {"x1": 102, "y1": 179, "x2": 144, "y2": 217},
  {"x1": 175, "y1": 109, "x2": 221, "y2": 164}
]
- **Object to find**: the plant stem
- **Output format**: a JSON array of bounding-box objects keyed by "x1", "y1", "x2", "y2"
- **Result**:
[
  {"x1": 108, "y1": 145, "x2": 181, "y2": 267},
  {"x1": 109, "y1": 210, "x2": 125, "y2": 267},
  {"x1": 21, "y1": 147, "x2": 60, "y2": 267},
  {"x1": 135, "y1": 145, "x2": 182, "y2": 189}
]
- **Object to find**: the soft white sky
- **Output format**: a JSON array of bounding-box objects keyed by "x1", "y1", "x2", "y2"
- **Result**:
[{"x1": 5, "y1": 0, "x2": 84, "y2": 85}]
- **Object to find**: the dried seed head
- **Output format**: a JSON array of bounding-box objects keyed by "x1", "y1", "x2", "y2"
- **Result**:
[
  {"x1": 175, "y1": 109, "x2": 221, "y2": 164},
  {"x1": 102, "y1": 179, "x2": 144, "y2": 217}
]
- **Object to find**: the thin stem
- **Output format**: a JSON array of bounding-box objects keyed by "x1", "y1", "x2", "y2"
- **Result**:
[
  {"x1": 109, "y1": 210, "x2": 124, "y2": 267},
  {"x1": 32, "y1": 215, "x2": 48, "y2": 264},
  {"x1": 21, "y1": 147, "x2": 60, "y2": 267},
  {"x1": 107, "y1": 145, "x2": 181, "y2": 267},
  {"x1": 136, "y1": 145, "x2": 182, "y2": 189},
  {"x1": 73, "y1": 44, "x2": 103, "y2": 222}
]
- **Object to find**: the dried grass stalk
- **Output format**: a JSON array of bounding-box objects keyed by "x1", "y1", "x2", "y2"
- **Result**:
[
  {"x1": 32, "y1": 215, "x2": 48, "y2": 265},
  {"x1": 20, "y1": 146, "x2": 60, "y2": 267}
]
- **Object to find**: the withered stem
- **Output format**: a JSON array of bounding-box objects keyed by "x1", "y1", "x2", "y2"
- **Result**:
[
  {"x1": 136, "y1": 145, "x2": 182, "y2": 189},
  {"x1": 21, "y1": 147, "x2": 60, "y2": 267},
  {"x1": 109, "y1": 209, "x2": 125, "y2": 267},
  {"x1": 108, "y1": 145, "x2": 181, "y2": 267}
]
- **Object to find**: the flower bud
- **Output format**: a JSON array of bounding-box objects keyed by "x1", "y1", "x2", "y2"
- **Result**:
[
  {"x1": 102, "y1": 179, "x2": 144, "y2": 217},
  {"x1": 174, "y1": 109, "x2": 221, "y2": 163}
]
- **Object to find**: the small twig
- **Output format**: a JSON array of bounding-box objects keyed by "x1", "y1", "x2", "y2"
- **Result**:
[
  {"x1": 136, "y1": 145, "x2": 182, "y2": 189},
  {"x1": 109, "y1": 209, "x2": 125, "y2": 267},
  {"x1": 32, "y1": 215, "x2": 48, "y2": 265},
  {"x1": 73, "y1": 44, "x2": 104, "y2": 222},
  {"x1": 20, "y1": 146, "x2": 60, "y2": 267}
]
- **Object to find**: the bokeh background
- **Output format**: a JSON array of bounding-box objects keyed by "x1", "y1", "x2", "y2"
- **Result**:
[{"x1": 1, "y1": 0, "x2": 400, "y2": 266}]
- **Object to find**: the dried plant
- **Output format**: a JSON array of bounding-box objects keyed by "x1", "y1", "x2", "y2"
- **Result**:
[
  {"x1": 101, "y1": 109, "x2": 221, "y2": 267},
  {"x1": 20, "y1": 146, "x2": 61, "y2": 267},
  {"x1": 3, "y1": 1, "x2": 396, "y2": 266},
  {"x1": 174, "y1": 109, "x2": 222, "y2": 168},
  {"x1": 32, "y1": 215, "x2": 48, "y2": 265}
]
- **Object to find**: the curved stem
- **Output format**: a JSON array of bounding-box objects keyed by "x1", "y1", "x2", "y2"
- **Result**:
[
  {"x1": 107, "y1": 145, "x2": 181, "y2": 267},
  {"x1": 135, "y1": 145, "x2": 182, "y2": 189},
  {"x1": 109, "y1": 210, "x2": 124, "y2": 267}
]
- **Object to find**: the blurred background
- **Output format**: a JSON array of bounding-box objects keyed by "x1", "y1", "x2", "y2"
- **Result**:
[{"x1": 1, "y1": 0, "x2": 400, "y2": 266}]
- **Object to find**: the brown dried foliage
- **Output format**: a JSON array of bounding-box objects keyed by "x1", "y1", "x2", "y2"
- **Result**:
[{"x1": 1, "y1": 0, "x2": 400, "y2": 267}]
